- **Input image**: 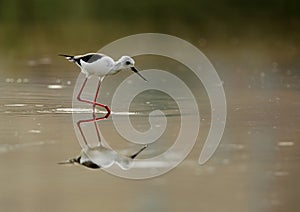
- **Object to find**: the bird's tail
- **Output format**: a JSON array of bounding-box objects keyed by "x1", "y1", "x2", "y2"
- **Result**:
[
  {"x1": 58, "y1": 54, "x2": 75, "y2": 62},
  {"x1": 57, "y1": 158, "x2": 78, "y2": 165}
]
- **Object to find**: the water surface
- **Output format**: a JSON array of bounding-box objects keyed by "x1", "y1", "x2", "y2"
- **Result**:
[{"x1": 0, "y1": 26, "x2": 299, "y2": 212}]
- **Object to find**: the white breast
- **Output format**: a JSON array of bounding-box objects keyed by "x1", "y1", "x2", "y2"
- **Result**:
[{"x1": 80, "y1": 56, "x2": 115, "y2": 77}]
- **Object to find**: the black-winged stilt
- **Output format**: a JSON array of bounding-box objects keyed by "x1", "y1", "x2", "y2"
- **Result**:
[{"x1": 59, "y1": 53, "x2": 147, "y2": 118}]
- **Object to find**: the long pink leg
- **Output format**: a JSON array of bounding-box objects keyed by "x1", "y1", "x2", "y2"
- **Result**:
[
  {"x1": 76, "y1": 77, "x2": 111, "y2": 146},
  {"x1": 77, "y1": 77, "x2": 111, "y2": 117}
]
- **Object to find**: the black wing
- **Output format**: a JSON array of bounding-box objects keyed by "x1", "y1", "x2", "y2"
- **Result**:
[{"x1": 76, "y1": 53, "x2": 104, "y2": 65}]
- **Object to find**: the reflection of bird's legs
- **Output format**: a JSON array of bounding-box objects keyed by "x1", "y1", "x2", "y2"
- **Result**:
[
  {"x1": 92, "y1": 78, "x2": 103, "y2": 143},
  {"x1": 76, "y1": 77, "x2": 110, "y2": 146},
  {"x1": 77, "y1": 114, "x2": 107, "y2": 146},
  {"x1": 130, "y1": 145, "x2": 148, "y2": 159}
]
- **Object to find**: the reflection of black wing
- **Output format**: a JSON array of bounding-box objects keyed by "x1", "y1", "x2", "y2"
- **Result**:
[
  {"x1": 82, "y1": 161, "x2": 101, "y2": 169},
  {"x1": 79, "y1": 152, "x2": 101, "y2": 169}
]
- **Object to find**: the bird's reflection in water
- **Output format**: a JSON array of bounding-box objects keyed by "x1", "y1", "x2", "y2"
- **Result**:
[
  {"x1": 58, "y1": 144, "x2": 147, "y2": 170},
  {"x1": 58, "y1": 63, "x2": 148, "y2": 170}
]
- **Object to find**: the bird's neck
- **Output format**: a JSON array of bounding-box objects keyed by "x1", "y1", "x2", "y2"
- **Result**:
[
  {"x1": 115, "y1": 57, "x2": 128, "y2": 70},
  {"x1": 110, "y1": 60, "x2": 123, "y2": 73}
]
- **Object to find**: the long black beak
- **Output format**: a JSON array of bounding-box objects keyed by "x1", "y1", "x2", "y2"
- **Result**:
[{"x1": 130, "y1": 67, "x2": 148, "y2": 82}]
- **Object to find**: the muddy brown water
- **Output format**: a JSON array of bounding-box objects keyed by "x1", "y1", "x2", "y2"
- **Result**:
[{"x1": 0, "y1": 33, "x2": 299, "y2": 212}]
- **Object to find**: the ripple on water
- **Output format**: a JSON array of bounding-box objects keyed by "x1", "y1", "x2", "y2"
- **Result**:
[
  {"x1": 0, "y1": 141, "x2": 56, "y2": 154},
  {"x1": 4, "y1": 104, "x2": 27, "y2": 107},
  {"x1": 277, "y1": 141, "x2": 294, "y2": 147},
  {"x1": 54, "y1": 108, "x2": 139, "y2": 115},
  {"x1": 47, "y1": 85, "x2": 64, "y2": 89},
  {"x1": 28, "y1": 129, "x2": 41, "y2": 134},
  {"x1": 273, "y1": 171, "x2": 289, "y2": 177},
  {"x1": 5, "y1": 78, "x2": 29, "y2": 83}
]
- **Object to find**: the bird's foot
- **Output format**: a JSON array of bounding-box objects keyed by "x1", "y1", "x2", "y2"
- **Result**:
[{"x1": 92, "y1": 102, "x2": 111, "y2": 119}]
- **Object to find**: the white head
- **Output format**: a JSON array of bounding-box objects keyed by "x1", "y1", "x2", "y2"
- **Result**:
[
  {"x1": 118, "y1": 56, "x2": 135, "y2": 69},
  {"x1": 116, "y1": 56, "x2": 147, "y2": 81}
]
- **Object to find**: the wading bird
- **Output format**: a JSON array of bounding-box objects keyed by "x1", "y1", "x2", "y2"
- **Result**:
[{"x1": 59, "y1": 53, "x2": 147, "y2": 118}]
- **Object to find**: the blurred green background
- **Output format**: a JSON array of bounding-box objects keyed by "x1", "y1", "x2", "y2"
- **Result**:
[{"x1": 0, "y1": 0, "x2": 299, "y2": 57}]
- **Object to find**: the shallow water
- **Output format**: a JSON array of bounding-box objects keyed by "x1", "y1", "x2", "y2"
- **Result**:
[{"x1": 0, "y1": 37, "x2": 300, "y2": 212}]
